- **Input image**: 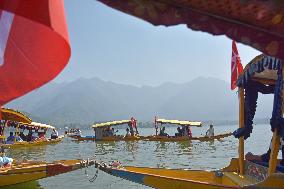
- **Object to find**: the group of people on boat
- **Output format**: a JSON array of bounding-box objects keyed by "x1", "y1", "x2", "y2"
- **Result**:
[
  {"x1": 65, "y1": 128, "x2": 81, "y2": 136},
  {"x1": 102, "y1": 127, "x2": 116, "y2": 137},
  {"x1": 157, "y1": 124, "x2": 214, "y2": 138},
  {"x1": 3, "y1": 129, "x2": 59, "y2": 144},
  {"x1": 174, "y1": 126, "x2": 192, "y2": 137},
  {"x1": 125, "y1": 118, "x2": 138, "y2": 137}
]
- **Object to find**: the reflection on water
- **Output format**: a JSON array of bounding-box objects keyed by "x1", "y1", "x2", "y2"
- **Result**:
[
  {"x1": 7, "y1": 145, "x2": 48, "y2": 161},
  {"x1": 2, "y1": 124, "x2": 274, "y2": 189},
  {"x1": 2, "y1": 181, "x2": 42, "y2": 189}
]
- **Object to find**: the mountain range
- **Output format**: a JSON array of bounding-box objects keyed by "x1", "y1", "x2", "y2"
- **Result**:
[{"x1": 6, "y1": 77, "x2": 273, "y2": 126}]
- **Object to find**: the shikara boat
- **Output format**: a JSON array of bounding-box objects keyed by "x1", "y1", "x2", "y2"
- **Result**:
[
  {"x1": 65, "y1": 128, "x2": 82, "y2": 138},
  {"x1": 94, "y1": 55, "x2": 284, "y2": 188},
  {"x1": 72, "y1": 118, "x2": 140, "y2": 141},
  {"x1": 0, "y1": 108, "x2": 64, "y2": 148},
  {"x1": 0, "y1": 158, "x2": 95, "y2": 187},
  {"x1": 142, "y1": 118, "x2": 232, "y2": 142}
]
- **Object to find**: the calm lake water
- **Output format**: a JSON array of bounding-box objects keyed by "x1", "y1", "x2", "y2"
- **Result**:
[{"x1": 5, "y1": 124, "x2": 275, "y2": 189}]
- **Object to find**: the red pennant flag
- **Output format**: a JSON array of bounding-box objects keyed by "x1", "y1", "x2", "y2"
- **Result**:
[
  {"x1": 0, "y1": 0, "x2": 70, "y2": 106},
  {"x1": 231, "y1": 41, "x2": 243, "y2": 90}
]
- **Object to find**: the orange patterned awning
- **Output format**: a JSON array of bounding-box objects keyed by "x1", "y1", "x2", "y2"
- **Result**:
[
  {"x1": 98, "y1": 0, "x2": 284, "y2": 59},
  {"x1": 0, "y1": 108, "x2": 32, "y2": 123}
]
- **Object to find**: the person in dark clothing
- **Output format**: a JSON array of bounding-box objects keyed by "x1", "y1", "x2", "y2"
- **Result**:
[
  {"x1": 175, "y1": 127, "x2": 182, "y2": 137},
  {"x1": 19, "y1": 132, "x2": 26, "y2": 141},
  {"x1": 26, "y1": 130, "x2": 33, "y2": 142},
  {"x1": 246, "y1": 138, "x2": 284, "y2": 165}
]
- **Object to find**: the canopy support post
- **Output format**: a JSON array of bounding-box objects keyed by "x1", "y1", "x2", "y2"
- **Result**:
[
  {"x1": 268, "y1": 129, "x2": 280, "y2": 175},
  {"x1": 238, "y1": 87, "x2": 245, "y2": 175},
  {"x1": 268, "y1": 63, "x2": 284, "y2": 175}
]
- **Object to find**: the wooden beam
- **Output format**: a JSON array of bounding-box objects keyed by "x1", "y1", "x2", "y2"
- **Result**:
[
  {"x1": 268, "y1": 129, "x2": 280, "y2": 175},
  {"x1": 238, "y1": 87, "x2": 245, "y2": 175},
  {"x1": 268, "y1": 63, "x2": 284, "y2": 175}
]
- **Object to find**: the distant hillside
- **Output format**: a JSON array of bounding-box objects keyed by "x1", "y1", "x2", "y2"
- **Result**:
[{"x1": 6, "y1": 77, "x2": 273, "y2": 127}]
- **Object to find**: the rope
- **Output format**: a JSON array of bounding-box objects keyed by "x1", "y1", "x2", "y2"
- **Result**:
[{"x1": 84, "y1": 162, "x2": 99, "y2": 182}]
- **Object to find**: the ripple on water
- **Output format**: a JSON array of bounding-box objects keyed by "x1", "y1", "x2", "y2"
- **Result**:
[{"x1": 5, "y1": 124, "x2": 274, "y2": 189}]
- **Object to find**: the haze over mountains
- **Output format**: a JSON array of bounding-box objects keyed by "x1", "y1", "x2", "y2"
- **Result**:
[{"x1": 6, "y1": 77, "x2": 273, "y2": 126}]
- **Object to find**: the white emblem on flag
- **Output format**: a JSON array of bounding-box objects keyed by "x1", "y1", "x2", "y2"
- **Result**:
[{"x1": 0, "y1": 11, "x2": 14, "y2": 66}]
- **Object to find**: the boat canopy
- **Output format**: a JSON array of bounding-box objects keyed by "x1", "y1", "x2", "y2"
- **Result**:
[
  {"x1": 28, "y1": 122, "x2": 55, "y2": 130},
  {"x1": 156, "y1": 119, "x2": 202, "y2": 127},
  {"x1": 234, "y1": 54, "x2": 284, "y2": 140},
  {"x1": 0, "y1": 120, "x2": 55, "y2": 130},
  {"x1": 98, "y1": 0, "x2": 284, "y2": 60},
  {"x1": 1, "y1": 108, "x2": 32, "y2": 124},
  {"x1": 92, "y1": 120, "x2": 131, "y2": 128},
  {"x1": 237, "y1": 54, "x2": 280, "y2": 87}
]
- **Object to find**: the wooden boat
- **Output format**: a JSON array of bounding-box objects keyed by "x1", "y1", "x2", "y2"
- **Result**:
[
  {"x1": 0, "y1": 158, "x2": 95, "y2": 187},
  {"x1": 94, "y1": 55, "x2": 284, "y2": 188},
  {"x1": 1, "y1": 108, "x2": 32, "y2": 124},
  {"x1": 65, "y1": 128, "x2": 82, "y2": 138},
  {"x1": 142, "y1": 118, "x2": 232, "y2": 142},
  {"x1": 0, "y1": 108, "x2": 64, "y2": 148},
  {"x1": 95, "y1": 158, "x2": 284, "y2": 189},
  {"x1": 5, "y1": 136, "x2": 64, "y2": 149},
  {"x1": 142, "y1": 133, "x2": 232, "y2": 142},
  {"x1": 72, "y1": 118, "x2": 140, "y2": 141}
]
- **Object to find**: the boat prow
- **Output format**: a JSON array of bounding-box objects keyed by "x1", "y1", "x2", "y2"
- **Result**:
[
  {"x1": 95, "y1": 158, "x2": 284, "y2": 189},
  {"x1": 0, "y1": 158, "x2": 95, "y2": 187}
]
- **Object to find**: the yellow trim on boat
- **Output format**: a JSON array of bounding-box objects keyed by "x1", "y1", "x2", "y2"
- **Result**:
[
  {"x1": 1, "y1": 108, "x2": 32, "y2": 124},
  {"x1": 156, "y1": 119, "x2": 202, "y2": 127},
  {"x1": 92, "y1": 120, "x2": 131, "y2": 128}
]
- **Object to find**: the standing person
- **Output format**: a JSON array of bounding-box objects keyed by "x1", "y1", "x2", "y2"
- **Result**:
[
  {"x1": 128, "y1": 122, "x2": 134, "y2": 136},
  {"x1": 125, "y1": 128, "x2": 130, "y2": 137},
  {"x1": 133, "y1": 118, "x2": 139, "y2": 135},
  {"x1": 206, "y1": 124, "x2": 214, "y2": 137}
]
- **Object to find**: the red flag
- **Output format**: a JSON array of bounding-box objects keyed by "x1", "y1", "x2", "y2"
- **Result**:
[
  {"x1": 231, "y1": 41, "x2": 243, "y2": 90},
  {"x1": 0, "y1": 0, "x2": 70, "y2": 106}
]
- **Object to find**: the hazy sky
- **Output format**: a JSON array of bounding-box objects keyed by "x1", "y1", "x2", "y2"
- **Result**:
[{"x1": 57, "y1": 0, "x2": 261, "y2": 86}]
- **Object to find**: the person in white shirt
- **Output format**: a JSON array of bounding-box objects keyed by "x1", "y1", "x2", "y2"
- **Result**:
[{"x1": 205, "y1": 124, "x2": 214, "y2": 137}]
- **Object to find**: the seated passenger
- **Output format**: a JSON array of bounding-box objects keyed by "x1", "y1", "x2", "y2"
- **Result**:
[
  {"x1": 51, "y1": 129, "x2": 59, "y2": 139},
  {"x1": 14, "y1": 132, "x2": 23, "y2": 142},
  {"x1": 185, "y1": 126, "x2": 192, "y2": 138},
  {"x1": 107, "y1": 127, "x2": 114, "y2": 137},
  {"x1": 0, "y1": 156, "x2": 13, "y2": 168},
  {"x1": 159, "y1": 127, "x2": 169, "y2": 137},
  {"x1": 175, "y1": 127, "x2": 182, "y2": 137},
  {"x1": 37, "y1": 132, "x2": 46, "y2": 140},
  {"x1": 246, "y1": 138, "x2": 284, "y2": 165},
  {"x1": 26, "y1": 130, "x2": 33, "y2": 142},
  {"x1": 111, "y1": 128, "x2": 116, "y2": 136},
  {"x1": 6, "y1": 132, "x2": 15, "y2": 144},
  {"x1": 31, "y1": 132, "x2": 38, "y2": 141},
  {"x1": 19, "y1": 132, "x2": 27, "y2": 141}
]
